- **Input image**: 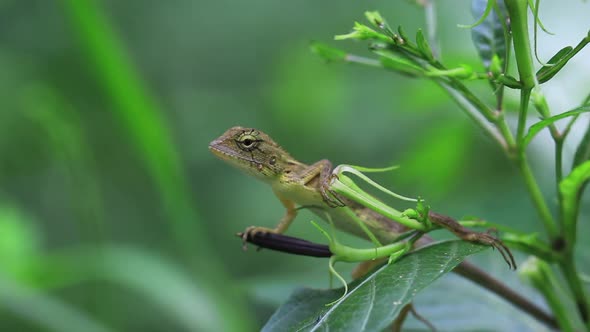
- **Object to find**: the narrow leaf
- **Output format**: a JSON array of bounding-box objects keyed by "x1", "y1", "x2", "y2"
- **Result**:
[
  {"x1": 537, "y1": 32, "x2": 590, "y2": 83},
  {"x1": 522, "y1": 107, "x2": 590, "y2": 148},
  {"x1": 310, "y1": 42, "x2": 347, "y2": 63},
  {"x1": 416, "y1": 29, "x2": 434, "y2": 61},
  {"x1": 262, "y1": 241, "x2": 486, "y2": 332},
  {"x1": 536, "y1": 46, "x2": 573, "y2": 83},
  {"x1": 470, "y1": 0, "x2": 508, "y2": 69},
  {"x1": 560, "y1": 161, "x2": 590, "y2": 245}
]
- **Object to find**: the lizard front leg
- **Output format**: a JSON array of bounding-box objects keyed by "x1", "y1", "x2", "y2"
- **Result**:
[
  {"x1": 241, "y1": 194, "x2": 297, "y2": 245},
  {"x1": 295, "y1": 159, "x2": 345, "y2": 208}
]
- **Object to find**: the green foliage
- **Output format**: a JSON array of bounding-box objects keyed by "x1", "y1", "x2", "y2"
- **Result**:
[
  {"x1": 1, "y1": 1, "x2": 589, "y2": 331},
  {"x1": 522, "y1": 106, "x2": 590, "y2": 148},
  {"x1": 536, "y1": 33, "x2": 590, "y2": 83},
  {"x1": 262, "y1": 241, "x2": 486, "y2": 332},
  {"x1": 303, "y1": 2, "x2": 590, "y2": 330}
]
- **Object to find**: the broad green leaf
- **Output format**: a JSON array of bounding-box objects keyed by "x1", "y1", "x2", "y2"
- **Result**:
[
  {"x1": 573, "y1": 119, "x2": 590, "y2": 168},
  {"x1": 522, "y1": 107, "x2": 590, "y2": 148},
  {"x1": 262, "y1": 241, "x2": 486, "y2": 332},
  {"x1": 470, "y1": 0, "x2": 508, "y2": 69},
  {"x1": 560, "y1": 161, "x2": 590, "y2": 245}
]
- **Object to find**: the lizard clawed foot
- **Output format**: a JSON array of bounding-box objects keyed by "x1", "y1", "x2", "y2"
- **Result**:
[
  {"x1": 463, "y1": 231, "x2": 517, "y2": 270},
  {"x1": 320, "y1": 174, "x2": 347, "y2": 208},
  {"x1": 428, "y1": 212, "x2": 516, "y2": 270},
  {"x1": 240, "y1": 226, "x2": 276, "y2": 251}
]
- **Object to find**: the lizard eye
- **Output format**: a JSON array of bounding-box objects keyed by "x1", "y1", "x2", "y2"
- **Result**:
[{"x1": 236, "y1": 134, "x2": 259, "y2": 151}]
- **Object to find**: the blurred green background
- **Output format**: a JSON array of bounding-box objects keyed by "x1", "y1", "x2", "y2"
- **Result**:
[{"x1": 0, "y1": 0, "x2": 588, "y2": 331}]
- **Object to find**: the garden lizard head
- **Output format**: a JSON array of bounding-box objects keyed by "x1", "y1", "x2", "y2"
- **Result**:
[{"x1": 209, "y1": 126, "x2": 299, "y2": 182}]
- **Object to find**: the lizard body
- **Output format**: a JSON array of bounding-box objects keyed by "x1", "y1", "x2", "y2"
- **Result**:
[
  {"x1": 209, "y1": 126, "x2": 556, "y2": 328},
  {"x1": 209, "y1": 126, "x2": 407, "y2": 243}
]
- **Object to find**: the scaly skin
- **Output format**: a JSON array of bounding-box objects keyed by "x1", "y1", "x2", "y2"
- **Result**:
[{"x1": 209, "y1": 126, "x2": 556, "y2": 328}]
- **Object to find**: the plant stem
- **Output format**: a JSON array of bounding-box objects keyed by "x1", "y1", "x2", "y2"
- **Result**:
[
  {"x1": 517, "y1": 156, "x2": 559, "y2": 239},
  {"x1": 435, "y1": 81, "x2": 507, "y2": 149},
  {"x1": 517, "y1": 88, "x2": 532, "y2": 142},
  {"x1": 555, "y1": 139, "x2": 564, "y2": 190},
  {"x1": 504, "y1": 0, "x2": 536, "y2": 89},
  {"x1": 560, "y1": 257, "x2": 590, "y2": 328},
  {"x1": 496, "y1": 114, "x2": 517, "y2": 150},
  {"x1": 423, "y1": 0, "x2": 439, "y2": 59}
]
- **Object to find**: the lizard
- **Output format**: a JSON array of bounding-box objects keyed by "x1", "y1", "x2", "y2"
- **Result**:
[{"x1": 209, "y1": 126, "x2": 556, "y2": 327}]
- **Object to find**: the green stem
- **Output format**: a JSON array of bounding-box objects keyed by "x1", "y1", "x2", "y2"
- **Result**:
[
  {"x1": 496, "y1": 114, "x2": 517, "y2": 151},
  {"x1": 330, "y1": 175, "x2": 426, "y2": 231},
  {"x1": 523, "y1": 258, "x2": 575, "y2": 332},
  {"x1": 517, "y1": 156, "x2": 559, "y2": 239},
  {"x1": 504, "y1": 0, "x2": 536, "y2": 89},
  {"x1": 423, "y1": 0, "x2": 439, "y2": 59},
  {"x1": 517, "y1": 88, "x2": 532, "y2": 142},
  {"x1": 435, "y1": 80, "x2": 507, "y2": 150},
  {"x1": 560, "y1": 257, "x2": 590, "y2": 328}
]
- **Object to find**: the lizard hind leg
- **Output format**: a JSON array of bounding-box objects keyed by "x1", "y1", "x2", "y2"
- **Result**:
[
  {"x1": 465, "y1": 232, "x2": 517, "y2": 270},
  {"x1": 428, "y1": 212, "x2": 517, "y2": 270}
]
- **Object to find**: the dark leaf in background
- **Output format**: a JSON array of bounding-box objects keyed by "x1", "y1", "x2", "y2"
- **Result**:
[{"x1": 470, "y1": 0, "x2": 508, "y2": 70}]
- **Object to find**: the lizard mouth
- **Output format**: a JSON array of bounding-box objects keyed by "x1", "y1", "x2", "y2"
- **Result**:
[{"x1": 208, "y1": 142, "x2": 258, "y2": 166}]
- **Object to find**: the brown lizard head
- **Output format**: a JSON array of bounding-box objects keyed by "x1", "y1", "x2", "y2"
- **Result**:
[{"x1": 209, "y1": 126, "x2": 297, "y2": 182}]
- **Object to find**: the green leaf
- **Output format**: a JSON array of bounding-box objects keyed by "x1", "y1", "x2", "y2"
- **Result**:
[
  {"x1": 470, "y1": 0, "x2": 508, "y2": 69},
  {"x1": 536, "y1": 32, "x2": 590, "y2": 83},
  {"x1": 262, "y1": 241, "x2": 486, "y2": 332},
  {"x1": 560, "y1": 161, "x2": 590, "y2": 246},
  {"x1": 415, "y1": 29, "x2": 434, "y2": 61},
  {"x1": 522, "y1": 106, "x2": 590, "y2": 148},
  {"x1": 536, "y1": 46, "x2": 573, "y2": 83},
  {"x1": 309, "y1": 41, "x2": 347, "y2": 63},
  {"x1": 335, "y1": 22, "x2": 390, "y2": 42},
  {"x1": 573, "y1": 119, "x2": 590, "y2": 168}
]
